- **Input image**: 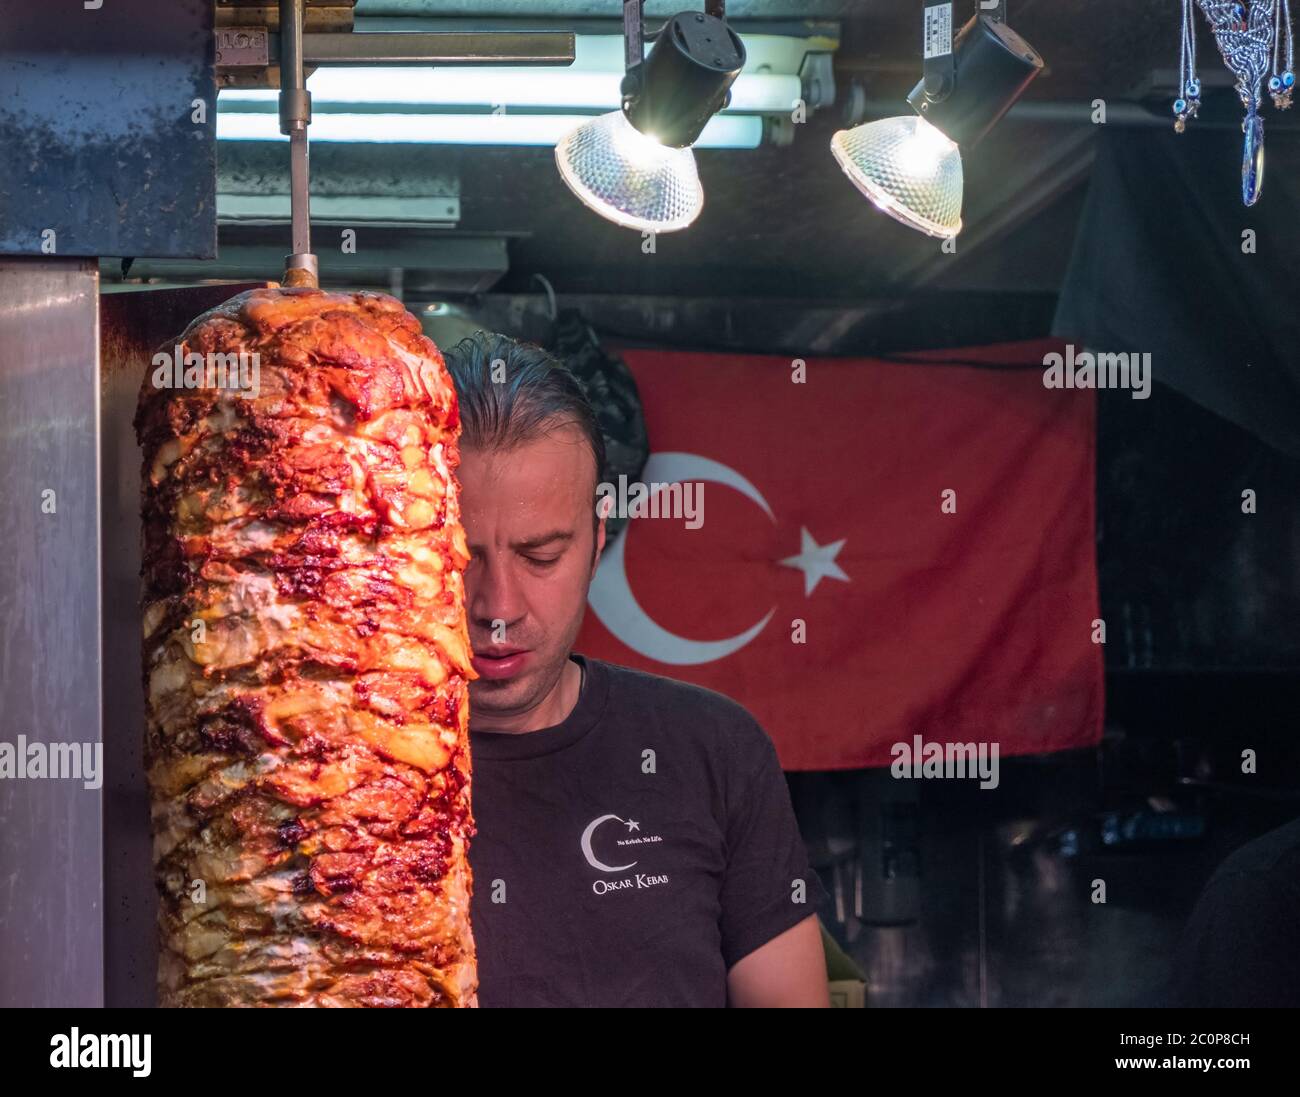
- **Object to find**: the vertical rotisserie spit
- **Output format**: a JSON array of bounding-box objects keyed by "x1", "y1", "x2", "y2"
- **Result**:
[{"x1": 134, "y1": 287, "x2": 476, "y2": 1007}]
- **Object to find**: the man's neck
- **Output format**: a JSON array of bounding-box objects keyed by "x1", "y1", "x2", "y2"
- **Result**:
[{"x1": 471, "y1": 657, "x2": 582, "y2": 735}]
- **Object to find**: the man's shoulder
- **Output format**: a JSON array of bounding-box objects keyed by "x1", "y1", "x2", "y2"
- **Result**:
[
  {"x1": 1208, "y1": 818, "x2": 1300, "y2": 891},
  {"x1": 585, "y1": 656, "x2": 774, "y2": 760}
]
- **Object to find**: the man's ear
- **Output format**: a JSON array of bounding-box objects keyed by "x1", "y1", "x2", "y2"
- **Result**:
[{"x1": 592, "y1": 506, "x2": 607, "y2": 577}]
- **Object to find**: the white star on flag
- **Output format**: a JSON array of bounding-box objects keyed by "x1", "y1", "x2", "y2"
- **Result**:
[{"x1": 780, "y1": 527, "x2": 850, "y2": 597}]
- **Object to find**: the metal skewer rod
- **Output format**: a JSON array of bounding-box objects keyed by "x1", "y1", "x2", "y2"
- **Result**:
[{"x1": 279, "y1": 0, "x2": 317, "y2": 286}]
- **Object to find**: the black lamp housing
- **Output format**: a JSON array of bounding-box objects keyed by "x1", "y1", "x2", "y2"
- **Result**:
[
  {"x1": 907, "y1": 15, "x2": 1043, "y2": 148},
  {"x1": 621, "y1": 4, "x2": 746, "y2": 149}
]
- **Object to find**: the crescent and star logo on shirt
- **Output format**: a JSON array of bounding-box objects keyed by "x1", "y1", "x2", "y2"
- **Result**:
[{"x1": 580, "y1": 813, "x2": 670, "y2": 896}]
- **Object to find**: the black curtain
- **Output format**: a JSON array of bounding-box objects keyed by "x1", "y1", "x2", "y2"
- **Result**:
[{"x1": 1054, "y1": 125, "x2": 1300, "y2": 459}]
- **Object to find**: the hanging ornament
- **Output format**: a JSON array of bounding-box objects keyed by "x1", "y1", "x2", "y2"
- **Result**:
[{"x1": 1176, "y1": 0, "x2": 1294, "y2": 205}]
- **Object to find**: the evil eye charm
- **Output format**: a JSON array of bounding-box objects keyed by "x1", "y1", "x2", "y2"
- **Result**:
[
  {"x1": 1186, "y1": 78, "x2": 1201, "y2": 100},
  {"x1": 1242, "y1": 109, "x2": 1264, "y2": 206},
  {"x1": 1273, "y1": 70, "x2": 1295, "y2": 110},
  {"x1": 1172, "y1": 95, "x2": 1198, "y2": 133}
]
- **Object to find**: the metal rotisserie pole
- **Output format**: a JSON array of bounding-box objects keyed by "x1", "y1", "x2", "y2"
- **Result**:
[{"x1": 279, "y1": 0, "x2": 317, "y2": 287}]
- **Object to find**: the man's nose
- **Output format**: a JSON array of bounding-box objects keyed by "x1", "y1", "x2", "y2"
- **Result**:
[{"x1": 468, "y1": 556, "x2": 526, "y2": 632}]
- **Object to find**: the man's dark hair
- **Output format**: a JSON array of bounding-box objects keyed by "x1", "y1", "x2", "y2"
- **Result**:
[{"x1": 444, "y1": 330, "x2": 606, "y2": 490}]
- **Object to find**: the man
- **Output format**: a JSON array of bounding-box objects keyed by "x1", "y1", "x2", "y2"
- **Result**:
[
  {"x1": 1172, "y1": 816, "x2": 1300, "y2": 1007},
  {"x1": 444, "y1": 330, "x2": 830, "y2": 1008}
]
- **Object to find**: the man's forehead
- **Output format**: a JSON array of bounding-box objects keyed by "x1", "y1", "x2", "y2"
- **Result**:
[{"x1": 461, "y1": 425, "x2": 598, "y2": 492}]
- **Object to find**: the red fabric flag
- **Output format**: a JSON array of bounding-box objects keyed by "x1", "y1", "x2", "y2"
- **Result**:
[{"x1": 576, "y1": 340, "x2": 1103, "y2": 771}]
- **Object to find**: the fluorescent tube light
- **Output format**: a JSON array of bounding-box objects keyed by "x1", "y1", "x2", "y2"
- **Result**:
[{"x1": 215, "y1": 110, "x2": 763, "y2": 148}]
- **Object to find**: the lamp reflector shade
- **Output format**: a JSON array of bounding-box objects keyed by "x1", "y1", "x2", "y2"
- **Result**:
[
  {"x1": 830, "y1": 115, "x2": 963, "y2": 239},
  {"x1": 554, "y1": 110, "x2": 703, "y2": 233}
]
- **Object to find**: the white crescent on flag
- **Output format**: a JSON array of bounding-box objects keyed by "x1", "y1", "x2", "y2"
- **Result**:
[{"x1": 587, "y1": 452, "x2": 776, "y2": 666}]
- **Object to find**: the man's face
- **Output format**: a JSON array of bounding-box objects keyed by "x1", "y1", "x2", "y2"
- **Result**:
[{"x1": 458, "y1": 422, "x2": 604, "y2": 728}]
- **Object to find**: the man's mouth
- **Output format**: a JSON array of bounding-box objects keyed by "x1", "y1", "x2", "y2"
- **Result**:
[{"x1": 471, "y1": 647, "x2": 531, "y2": 681}]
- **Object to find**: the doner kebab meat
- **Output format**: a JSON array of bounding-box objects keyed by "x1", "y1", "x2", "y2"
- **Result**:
[{"x1": 134, "y1": 287, "x2": 477, "y2": 1007}]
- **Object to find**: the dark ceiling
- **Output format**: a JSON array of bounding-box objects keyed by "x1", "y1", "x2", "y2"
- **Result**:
[
  {"x1": 141, "y1": 1, "x2": 1300, "y2": 349},
  {"x1": 361, "y1": 1, "x2": 1297, "y2": 300}
]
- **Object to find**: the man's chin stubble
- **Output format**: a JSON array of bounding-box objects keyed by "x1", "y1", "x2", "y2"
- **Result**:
[
  {"x1": 468, "y1": 658, "x2": 569, "y2": 723},
  {"x1": 469, "y1": 677, "x2": 545, "y2": 716}
]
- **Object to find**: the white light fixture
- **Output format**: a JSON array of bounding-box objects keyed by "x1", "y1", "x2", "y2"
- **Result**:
[
  {"x1": 555, "y1": 3, "x2": 746, "y2": 233},
  {"x1": 215, "y1": 110, "x2": 761, "y2": 148},
  {"x1": 831, "y1": 13, "x2": 1043, "y2": 239},
  {"x1": 217, "y1": 26, "x2": 801, "y2": 158},
  {"x1": 218, "y1": 64, "x2": 798, "y2": 115},
  {"x1": 831, "y1": 114, "x2": 963, "y2": 238},
  {"x1": 554, "y1": 110, "x2": 703, "y2": 233}
]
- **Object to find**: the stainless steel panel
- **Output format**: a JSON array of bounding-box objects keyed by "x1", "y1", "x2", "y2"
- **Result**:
[
  {"x1": 0, "y1": 258, "x2": 104, "y2": 1007},
  {"x1": 0, "y1": 0, "x2": 216, "y2": 259}
]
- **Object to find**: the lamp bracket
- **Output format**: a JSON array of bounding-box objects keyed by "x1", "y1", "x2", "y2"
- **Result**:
[
  {"x1": 623, "y1": 0, "x2": 645, "y2": 73},
  {"x1": 921, "y1": 2, "x2": 957, "y2": 102},
  {"x1": 619, "y1": 0, "x2": 745, "y2": 147},
  {"x1": 623, "y1": 1, "x2": 730, "y2": 76}
]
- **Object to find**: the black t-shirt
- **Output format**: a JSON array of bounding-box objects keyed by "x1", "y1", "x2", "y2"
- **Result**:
[
  {"x1": 1172, "y1": 817, "x2": 1300, "y2": 1008},
  {"x1": 467, "y1": 654, "x2": 827, "y2": 1007}
]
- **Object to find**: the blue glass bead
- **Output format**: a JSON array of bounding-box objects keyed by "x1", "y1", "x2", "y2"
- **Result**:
[
  {"x1": 1188, "y1": 78, "x2": 1201, "y2": 97},
  {"x1": 1270, "y1": 75, "x2": 1282, "y2": 91},
  {"x1": 1174, "y1": 98, "x2": 1187, "y2": 113},
  {"x1": 1285, "y1": 71, "x2": 1296, "y2": 88},
  {"x1": 1242, "y1": 110, "x2": 1264, "y2": 206}
]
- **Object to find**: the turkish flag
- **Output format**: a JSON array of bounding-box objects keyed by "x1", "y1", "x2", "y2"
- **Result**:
[{"x1": 576, "y1": 341, "x2": 1102, "y2": 771}]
